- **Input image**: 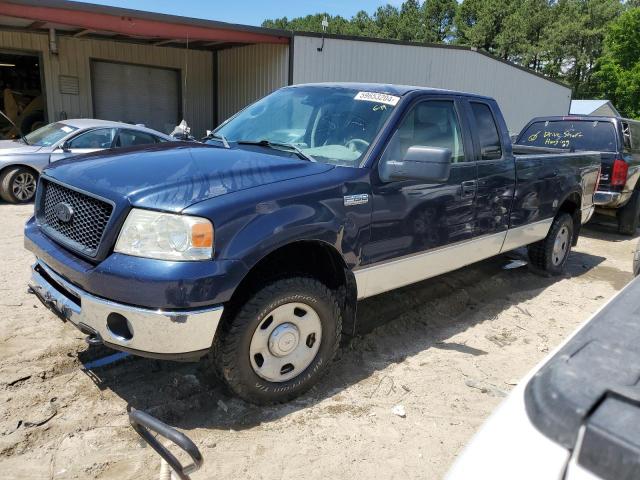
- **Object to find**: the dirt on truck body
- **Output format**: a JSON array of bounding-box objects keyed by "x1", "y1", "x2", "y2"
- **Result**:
[{"x1": 0, "y1": 203, "x2": 637, "y2": 479}]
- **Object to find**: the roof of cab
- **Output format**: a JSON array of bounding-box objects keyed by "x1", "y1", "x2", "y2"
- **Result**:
[
  {"x1": 58, "y1": 118, "x2": 173, "y2": 138},
  {"x1": 287, "y1": 82, "x2": 494, "y2": 100}
]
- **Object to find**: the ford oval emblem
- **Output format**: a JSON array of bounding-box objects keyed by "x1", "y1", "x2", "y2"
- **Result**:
[{"x1": 54, "y1": 202, "x2": 74, "y2": 223}]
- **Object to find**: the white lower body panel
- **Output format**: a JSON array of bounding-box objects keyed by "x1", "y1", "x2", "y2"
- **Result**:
[{"x1": 355, "y1": 218, "x2": 553, "y2": 300}]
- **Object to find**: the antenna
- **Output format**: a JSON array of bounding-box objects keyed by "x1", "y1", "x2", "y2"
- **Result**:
[{"x1": 317, "y1": 16, "x2": 329, "y2": 52}]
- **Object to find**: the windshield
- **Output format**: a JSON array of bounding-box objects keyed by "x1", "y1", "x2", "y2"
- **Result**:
[
  {"x1": 25, "y1": 122, "x2": 78, "y2": 147},
  {"x1": 214, "y1": 86, "x2": 399, "y2": 167},
  {"x1": 518, "y1": 120, "x2": 618, "y2": 152}
]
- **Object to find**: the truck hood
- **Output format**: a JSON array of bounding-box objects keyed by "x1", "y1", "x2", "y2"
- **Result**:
[
  {"x1": 44, "y1": 143, "x2": 334, "y2": 212},
  {"x1": 0, "y1": 139, "x2": 43, "y2": 154}
]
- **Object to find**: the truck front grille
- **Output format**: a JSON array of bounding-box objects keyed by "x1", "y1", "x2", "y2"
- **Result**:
[{"x1": 38, "y1": 179, "x2": 113, "y2": 257}]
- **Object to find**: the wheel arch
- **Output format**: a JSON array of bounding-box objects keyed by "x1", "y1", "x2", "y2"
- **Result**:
[
  {"x1": 221, "y1": 239, "x2": 358, "y2": 339},
  {"x1": 0, "y1": 163, "x2": 40, "y2": 202},
  {"x1": 557, "y1": 189, "x2": 582, "y2": 245},
  {"x1": 0, "y1": 162, "x2": 40, "y2": 179}
]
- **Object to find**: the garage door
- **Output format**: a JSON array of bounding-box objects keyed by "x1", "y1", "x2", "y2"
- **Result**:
[{"x1": 91, "y1": 61, "x2": 179, "y2": 134}]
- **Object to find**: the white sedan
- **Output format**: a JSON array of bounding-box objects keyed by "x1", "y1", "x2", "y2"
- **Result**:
[{"x1": 0, "y1": 119, "x2": 173, "y2": 203}]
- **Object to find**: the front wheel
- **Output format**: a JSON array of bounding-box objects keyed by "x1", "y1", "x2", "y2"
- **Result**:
[
  {"x1": 210, "y1": 277, "x2": 341, "y2": 405},
  {"x1": 528, "y1": 213, "x2": 574, "y2": 275},
  {"x1": 0, "y1": 166, "x2": 38, "y2": 204}
]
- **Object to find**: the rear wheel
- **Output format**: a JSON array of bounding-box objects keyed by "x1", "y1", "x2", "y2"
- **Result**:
[
  {"x1": 617, "y1": 190, "x2": 640, "y2": 236},
  {"x1": 210, "y1": 277, "x2": 341, "y2": 405},
  {"x1": 528, "y1": 213, "x2": 574, "y2": 275},
  {"x1": 0, "y1": 166, "x2": 38, "y2": 204}
]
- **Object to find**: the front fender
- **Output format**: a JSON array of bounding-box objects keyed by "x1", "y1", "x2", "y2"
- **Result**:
[
  {"x1": 0, "y1": 155, "x2": 49, "y2": 174},
  {"x1": 221, "y1": 202, "x2": 346, "y2": 270}
]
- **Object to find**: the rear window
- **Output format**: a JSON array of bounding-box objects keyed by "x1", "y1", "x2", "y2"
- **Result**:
[{"x1": 519, "y1": 120, "x2": 618, "y2": 152}]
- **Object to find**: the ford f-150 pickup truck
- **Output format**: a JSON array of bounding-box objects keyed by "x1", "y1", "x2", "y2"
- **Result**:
[{"x1": 25, "y1": 83, "x2": 601, "y2": 404}]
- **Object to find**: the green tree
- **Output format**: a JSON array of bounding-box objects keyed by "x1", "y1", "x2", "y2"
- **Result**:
[
  {"x1": 455, "y1": 0, "x2": 518, "y2": 55},
  {"x1": 398, "y1": 0, "x2": 422, "y2": 41},
  {"x1": 422, "y1": 0, "x2": 458, "y2": 42},
  {"x1": 499, "y1": 0, "x2": 552, "y2": 70},
  {"x1": 592, "y1": 8, "x2": 640, "y2": 118},
  {"x1": 544, "y1": 0, "x2": 622, "y2": 96}
]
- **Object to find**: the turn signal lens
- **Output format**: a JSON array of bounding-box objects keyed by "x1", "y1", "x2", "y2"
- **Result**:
[{"x1": 191, "y1": 222, "x2": 214, "y2": 248}]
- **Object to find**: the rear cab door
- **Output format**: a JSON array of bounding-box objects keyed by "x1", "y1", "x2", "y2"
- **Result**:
[{"x1": 461, "y1": 97, "x2": 516, "y2": 244}]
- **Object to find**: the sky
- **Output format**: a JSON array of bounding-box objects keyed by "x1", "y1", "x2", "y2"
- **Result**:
[{"x1": 87, "y1": 1, "x2": 404, "y2": 26}]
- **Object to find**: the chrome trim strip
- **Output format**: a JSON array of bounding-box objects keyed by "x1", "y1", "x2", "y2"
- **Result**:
[
  {"x1": 354, "y1": 231, "x2": 507, "y2": 299},
  {"x1": 500, "y1": 218, "x2": 553, "y2": 253},
  {"x1": 29, "y1": 261, "x2": 223, "y2": 355},
  {"x1": 355, "y1": 218, "x2": 556, "y2": 299}
]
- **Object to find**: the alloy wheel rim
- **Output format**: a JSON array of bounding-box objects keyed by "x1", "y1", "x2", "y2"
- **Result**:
[
  {"x1": 12, "y1": 172, "x2": 36, "y2": 201},
  {"x1": 249, "y1": 302, "x2": 322, "y2": 382},
  {"x1": 552, "y1": 226, "x2": 570, "y2": 266}
]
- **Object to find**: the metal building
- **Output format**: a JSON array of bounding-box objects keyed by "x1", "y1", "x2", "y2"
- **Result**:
[{"x1": 0, "y1": 0, "x2": 571, "y2": 139}]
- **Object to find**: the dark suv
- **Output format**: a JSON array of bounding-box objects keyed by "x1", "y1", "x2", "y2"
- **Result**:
[{"x1": 517, "y1": 116, "x2": 640, "y2": 235}]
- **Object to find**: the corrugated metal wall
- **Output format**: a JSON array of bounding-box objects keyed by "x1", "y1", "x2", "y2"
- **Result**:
[
  {"x1": 0, "y1": 30, "x2": 213, "y2": 135},
  {"x1": 292, "y1": 36, "x2": 571, "y2": 133},
  {"x1": 217, "y1": 43, "x2": 288, "y2": 123}
]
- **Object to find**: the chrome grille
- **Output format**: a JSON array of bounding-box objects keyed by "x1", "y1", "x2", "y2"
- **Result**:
[{"x1": 39, "y1": 179, "x2": 113, "y2": 257}]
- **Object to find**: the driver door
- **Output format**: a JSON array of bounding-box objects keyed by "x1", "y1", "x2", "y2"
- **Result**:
[
  {"x1": 50, "y1": 128, "x2": 117, "y2": 162},
  {"x1": 358, "y1": 96, "x2": 479, "y2": 297}
]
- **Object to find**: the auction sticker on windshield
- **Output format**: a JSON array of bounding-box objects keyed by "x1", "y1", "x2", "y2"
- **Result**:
[{"x1": 354, "y1": 91, "x2": 400, "y2": 106}]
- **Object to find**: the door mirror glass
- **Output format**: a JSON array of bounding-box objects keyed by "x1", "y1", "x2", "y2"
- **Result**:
[{"x1": 379, "y1": 146, "x2": 452, "y2": 183}]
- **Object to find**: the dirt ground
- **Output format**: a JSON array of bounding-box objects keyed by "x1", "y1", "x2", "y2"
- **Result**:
[{"x1": 0, "y1": 202, "x2": 637, "y2": 480}]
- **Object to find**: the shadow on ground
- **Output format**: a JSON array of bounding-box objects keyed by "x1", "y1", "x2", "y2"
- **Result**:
[
  {"x1": 581, "y1": 216, "x2": 639, "y2": 243},
  {"x1": 75, "y1": 243, "x2": 611, "y2": 434}
]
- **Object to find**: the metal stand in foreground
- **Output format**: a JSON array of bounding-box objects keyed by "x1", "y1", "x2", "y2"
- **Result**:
[{"x1": 128, "y1": 409, "x2": 203, "y2": 480}]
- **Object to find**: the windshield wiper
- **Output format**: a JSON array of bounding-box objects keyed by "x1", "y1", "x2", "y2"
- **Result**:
[
  {"x1": 237, "y1": 139, "x2": 315, "y2": 162},
  {"x1": 206, "y1": 132, "x2": 229, "y2": 148}
]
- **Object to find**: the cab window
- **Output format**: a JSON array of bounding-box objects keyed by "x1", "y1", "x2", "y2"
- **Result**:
[
  {"x1": 381, "y1": 100, "x2": 465, "y2": 165},
  {"x1": 470, "y1": 102, "x2": 502, "y2": 160},
  {"x1": 68, "y1": 128, "x2": 116, "y2": 149},
  {"x1": 116, "y1": 130, "x2": 159, "y2": 148}
]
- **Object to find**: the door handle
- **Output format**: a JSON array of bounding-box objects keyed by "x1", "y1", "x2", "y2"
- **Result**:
[{"x1": 461, "y1": 180, "x2": 477, "y2": 198}]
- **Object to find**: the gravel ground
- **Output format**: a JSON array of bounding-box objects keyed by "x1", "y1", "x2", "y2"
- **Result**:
[{"x1": 0, "y1": 202, "x2": 636, "y2": 480}]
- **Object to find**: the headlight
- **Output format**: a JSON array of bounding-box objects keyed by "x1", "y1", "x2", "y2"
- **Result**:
[{"x1": 114, "y1": 209, "x2": 214, "y2": 261}]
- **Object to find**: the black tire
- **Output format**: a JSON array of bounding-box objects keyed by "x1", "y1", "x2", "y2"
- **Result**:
[
  {"x1": 617, "y1": 190, "x2": 640, "y2": 236},
  {"x1": 528, "y1": 213, "x2": 574, "y2": 275},
  {"x1": 0, "y1": 166, "x2": 38, "y2": 204},
  {"x1": 210, "y1": 277, "x2": 341, "y2": 405}
]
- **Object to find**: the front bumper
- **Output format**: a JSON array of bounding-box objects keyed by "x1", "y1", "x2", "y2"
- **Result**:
[{"x1": 29, "y1": 260, "x2": 223, "y2": 360}]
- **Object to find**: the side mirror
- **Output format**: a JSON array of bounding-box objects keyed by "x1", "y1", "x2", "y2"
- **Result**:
[
  {"x1": 379, "y1": 146, "x2": 451, "y2": 183},
  {"x1": 60, "y1": 140, "x2": 71, "y2": 152}
]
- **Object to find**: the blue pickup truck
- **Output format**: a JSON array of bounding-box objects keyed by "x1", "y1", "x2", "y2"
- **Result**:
[{"x1": 25, "y1": 83, "x2": 600, "y2": 404}]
